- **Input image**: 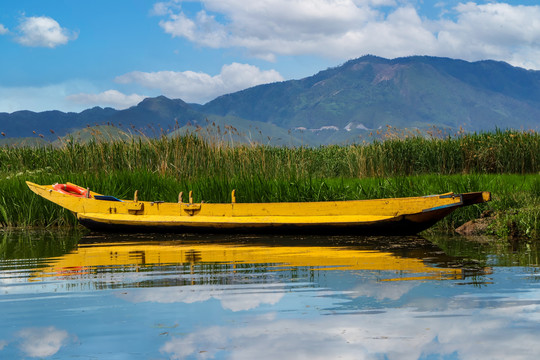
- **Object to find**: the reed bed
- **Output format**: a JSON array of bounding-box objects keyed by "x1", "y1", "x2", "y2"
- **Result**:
[
  {"x1": 1, "y1": 129, "x2": 539, "y2": 237},
  {"x1": 1, "y1": 129, "x2": 538, "y2": 178},
  {"x1": 1, "y1": 171, "x2": 539, "y2": 238}
]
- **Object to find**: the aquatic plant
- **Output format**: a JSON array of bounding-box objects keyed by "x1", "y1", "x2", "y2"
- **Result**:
[
  {"x1": 0, "y1": 129, "x2": 538, "y2": 178},
  {"x1": 1, "y1": 130, "x2": 538, "y2": 237}
]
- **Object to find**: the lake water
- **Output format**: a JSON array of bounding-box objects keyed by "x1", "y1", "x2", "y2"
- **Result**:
[{"x1": 1, "y1": 230, "x2": 540, "y2": 359}]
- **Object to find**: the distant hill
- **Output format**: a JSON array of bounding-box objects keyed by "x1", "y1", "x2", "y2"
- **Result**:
[
  {"x1": 106, "y1": 96, "x2": 206, "y2": 135},
  {"x1": 0, "y1": 136, "x2": 49, "y2": 148},
  {"x1": 202, "y1": 55, "x2": 540, "y2": 132},
  {"x1": 53, "y1": 125, "x2": 137, "y2": 145},
  {"x1": 168, "y1": 115, "x2": 308, "y2": 147},
  {"x1": 1, "y1": 55, "x2": 539, "y2": 146},
  {"x1": 0, "y1": 97, "x2": 202, "y2": 141},
  {"x1": 0, "y1": 107, "x2": 117, "y2": 141}
]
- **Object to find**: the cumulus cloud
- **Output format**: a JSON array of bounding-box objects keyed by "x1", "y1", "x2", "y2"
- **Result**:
[
  {"x1": 0, "y1": 24, "x2": 8, "y2": 35},
  {"x1": 157, "y1": 0, "x2": 379, "y2": 60},
  {"x1": 17, "y1": 326, "x2": 68, "y2": 358},
  {"x1": 436, "y1": 2, "x2": 540, "y2": 68},
  {"x1": 15, "y1": 16, "x2": 77, "y2": 48},
  {"x1": 154, "y1": 1, "x2": 540, "y2": 69},
  {"x1": 66, "y1": 90, "x2": 146, "y2": 110},
  {"x1": 115, "y1": 63, "x2": 284, "y2": 103}
]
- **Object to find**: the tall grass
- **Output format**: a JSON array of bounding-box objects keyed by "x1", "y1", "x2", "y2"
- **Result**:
[
  {"x1": 1, "y1": 170, "x2": 539, "y2": 237},
  {"x1": 1, "y1": 129, "x2": 539, "y2": 237},
  {"x1": 1, "y1": 129, "x2": 538, "y2": 179}
]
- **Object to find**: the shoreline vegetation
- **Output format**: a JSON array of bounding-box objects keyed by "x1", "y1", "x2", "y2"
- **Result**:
[{"x1": 1, "y1": 129, "x2": 539, "y2": 240}]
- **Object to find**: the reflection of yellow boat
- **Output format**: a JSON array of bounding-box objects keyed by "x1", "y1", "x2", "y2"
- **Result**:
[
  {"x1": 30, "y1": 241, "x2": 462, "y2": 282},
  {"x1": 26, "y1": 181, "x2": 490, "y2": 234}
]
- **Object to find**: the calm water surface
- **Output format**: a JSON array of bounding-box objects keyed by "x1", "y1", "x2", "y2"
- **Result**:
[{"x1": 1, "y1": 230, "x2": 539, "y2": 359}]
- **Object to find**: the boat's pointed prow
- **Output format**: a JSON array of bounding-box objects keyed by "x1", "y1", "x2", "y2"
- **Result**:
[{"x1": 26, "y1": 181, "x2": 49, "y2": 195}]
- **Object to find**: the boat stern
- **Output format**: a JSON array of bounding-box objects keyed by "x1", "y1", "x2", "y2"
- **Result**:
[{"x1": 462, "y1": 191, "x2": 491, "y2": 206}]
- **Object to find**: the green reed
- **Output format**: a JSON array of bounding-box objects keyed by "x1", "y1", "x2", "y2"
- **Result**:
[
  {"x1": 1, "y1": 129, "x2": 538, "y2": 178},
  {"x1": 1, "y1": 170, "x2": 539, "y2": 238},
  {"x1": 1, "y1": 129, "x2": 539, "y2": 237}
]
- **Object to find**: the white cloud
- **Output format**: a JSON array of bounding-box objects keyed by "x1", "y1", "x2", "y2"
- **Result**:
[
  {"x1": 66, "y1": 90, "x2": 146, "y2": 110},
  {"x1": 115, "y1": 63, "x2": 284, "y2": 103},
  {"x1": 0, "y1": 82, "x2": 143, "y2": 113},
  {"x1": 159, "y1": 10, "x2": 227, "y2": 48},
  {"x1": 151, "y1": 0, "x2": 183, "y2": 16},
  {"x1": 364, "y1": 0, "x2": 396, "y2": 6},
  {"x1": 17, "y1": 326, "x2": 68, "y2": 358},
  {"x1": 157, "y1": 0, "x2": 378, "y2": 59},
  {"x1": 152, "y1": 2, "x2": 172, "y2": 16},
  {"x1": 435, "y1": 2, "x2": 540, "y2": 68},
  {"x1": 0, "y1": 24, "x2": 8, "y2": 35},
  {"x1": 15, "y1": 16, "x2": 77, "y2": 48},
  {"x1": 154, "y1": 1, "x2": 540, "y2": 69}
]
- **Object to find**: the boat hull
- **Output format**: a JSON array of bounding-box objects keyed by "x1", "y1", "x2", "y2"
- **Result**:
[{"x1": 78, "y1": 212, "x2": 449, "y2": 235}]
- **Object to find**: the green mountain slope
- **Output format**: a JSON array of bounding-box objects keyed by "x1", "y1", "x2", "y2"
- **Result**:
[
  {"x1": 168, "y1": 115, "x2": 308, "y2": 147},
  {"x1": 202, "y1": 55, "x2": 540, "y2": 132}
]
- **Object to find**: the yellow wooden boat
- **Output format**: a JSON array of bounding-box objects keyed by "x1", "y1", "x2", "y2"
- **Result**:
[{"x1": 26, "y1": 181, "x2": 490, "y2": 234}]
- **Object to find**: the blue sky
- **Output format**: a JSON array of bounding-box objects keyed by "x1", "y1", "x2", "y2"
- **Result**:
[{"x1": 1, "y1": 0, "x2": 540, "y2": 112}]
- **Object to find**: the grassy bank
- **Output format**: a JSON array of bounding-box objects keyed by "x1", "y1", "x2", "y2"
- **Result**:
[{"x1": 1, "y1": 129, "x2": 539, "y2": 238}]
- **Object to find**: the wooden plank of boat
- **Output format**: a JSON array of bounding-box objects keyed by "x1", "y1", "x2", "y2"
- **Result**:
[{"x1": 26, "y1": 181, "x2": 491, "y2": 234}]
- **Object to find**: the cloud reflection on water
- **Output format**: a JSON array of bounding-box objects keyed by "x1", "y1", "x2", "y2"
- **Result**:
[
  {"x1": 16, "y1": 326, "x2": 69, "y2": 358},
  {"x1": 4, "y1": 233, "x2": 539, "y2": 359},
  {"x1": 160, "y1": 300, "x2": 540, "y2": 360},
  {"x1": 349, "y1": 279, "x2": 418, "y2": 301},
  {"x1": 118, "y1": 283, "x2": 286, "y2": 311}
]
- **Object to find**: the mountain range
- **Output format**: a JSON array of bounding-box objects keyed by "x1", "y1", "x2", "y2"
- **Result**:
[{"x1": 2, "y1": 55, "x2": 540, "y2": 146}]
